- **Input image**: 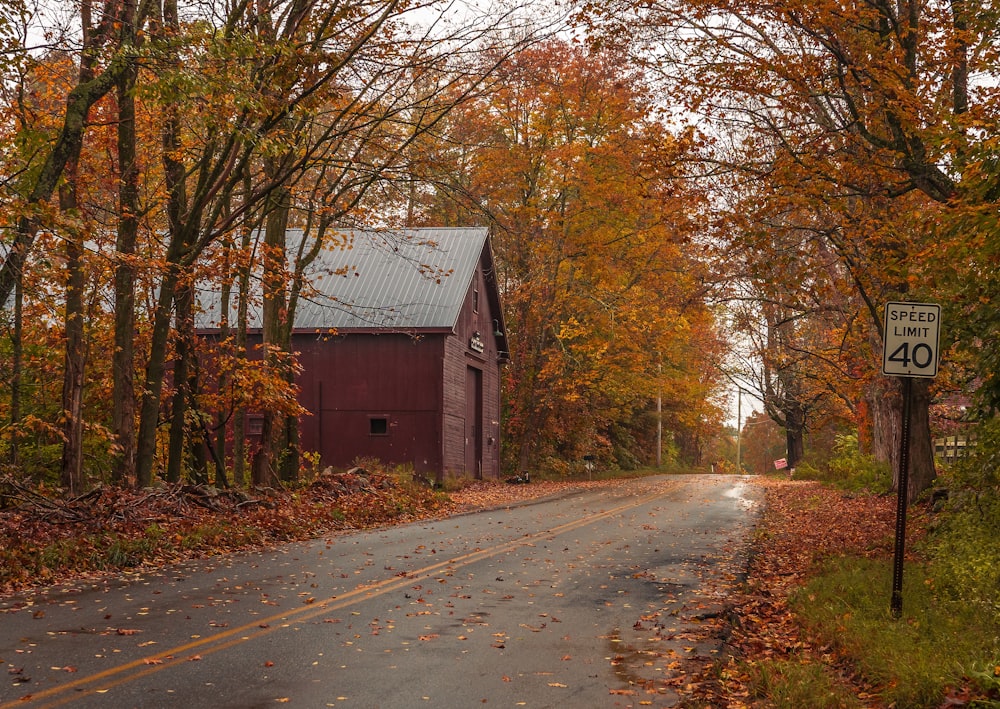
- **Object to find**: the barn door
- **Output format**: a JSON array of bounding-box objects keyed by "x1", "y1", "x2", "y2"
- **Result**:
[{"x1": 466, "y1": 366, "x2": 483, "y2": 479}]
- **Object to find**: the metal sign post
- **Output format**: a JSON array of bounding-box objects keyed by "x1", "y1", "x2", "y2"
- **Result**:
[
  {"x1": 882, "y1": 302, "x2": 941, "y2": 619},
  {"x1": 890, "y1": 376, "x2": 913, "y2": 618}
]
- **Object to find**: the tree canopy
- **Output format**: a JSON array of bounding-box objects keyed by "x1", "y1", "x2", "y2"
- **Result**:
[{"x1": 1, "y1": 0, "x2": 997, "y2": 499}]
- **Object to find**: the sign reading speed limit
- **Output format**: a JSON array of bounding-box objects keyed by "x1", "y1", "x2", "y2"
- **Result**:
[{"x1": 882, "y1": 301, "x2": 941, "y2": 378}]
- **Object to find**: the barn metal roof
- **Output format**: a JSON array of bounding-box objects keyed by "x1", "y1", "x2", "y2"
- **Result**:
[{"x1": 197, "y1": 227, "x2": 492, "y2": 331}]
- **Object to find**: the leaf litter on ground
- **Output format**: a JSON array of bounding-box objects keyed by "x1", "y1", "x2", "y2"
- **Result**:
[
  {"x1": 671, "y1": 476, "x2": 930, "y2": 708},
  {"x1": 0, "y1": 472, "x2": 610, "y2": 596}
]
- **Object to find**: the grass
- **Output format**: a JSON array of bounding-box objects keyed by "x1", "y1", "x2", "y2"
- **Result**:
[
  {"x1": 790, "y1": 555, "x2": 1000, "y2": 707},
  {"x1": 744, "y1": 659, "x2": 863, "y2": 709}
]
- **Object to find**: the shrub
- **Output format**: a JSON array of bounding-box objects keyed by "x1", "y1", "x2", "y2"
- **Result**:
[
  {"x1": 791, "y1": 433, "x2": 891, "y2": 493},
  {"x1": 924, "y1": 418, "x2": 1000, "y2": 611}
]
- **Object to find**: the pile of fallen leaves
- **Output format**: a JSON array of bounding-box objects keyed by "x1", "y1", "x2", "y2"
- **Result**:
[
  {"x1": 0, "y1": 472, "x2": 592, "y2": 597},
  {"x1": 679, "y1": 477, "x2": 908, "y2": 707}
]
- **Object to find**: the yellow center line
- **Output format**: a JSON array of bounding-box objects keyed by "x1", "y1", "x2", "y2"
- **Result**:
[{"x1": 7, "y1": 489, "x2": 665, "y2": 708}]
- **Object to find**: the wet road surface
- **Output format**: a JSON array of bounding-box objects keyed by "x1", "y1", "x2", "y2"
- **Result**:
[{"x1": 1, "y1": 474, "x2": 760, "y2": 708}]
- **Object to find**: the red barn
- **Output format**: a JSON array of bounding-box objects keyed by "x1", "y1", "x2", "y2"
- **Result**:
[{"x1": 204, "y1": 227, "x2": 508, "y2": 482}]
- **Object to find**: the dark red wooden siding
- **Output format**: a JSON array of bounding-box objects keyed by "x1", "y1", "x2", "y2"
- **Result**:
[{"x1": 294, "y1": 333, "x2": 446, "y2": 475}]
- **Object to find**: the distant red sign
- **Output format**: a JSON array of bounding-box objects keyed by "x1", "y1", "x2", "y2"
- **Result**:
[{"x1": 773, "y1": 458, "x2": 788, "y2": 470}]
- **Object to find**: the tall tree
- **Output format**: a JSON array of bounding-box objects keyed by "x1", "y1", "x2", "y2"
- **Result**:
[
  {"x1": 587, "y1": 0, "x2": 1000, "y2": 500},
  {"x1": 112, "y1": 1, "x2": 141, "y2": 486},
  {"x1": 134, "y1": 0, "x2": 423, "y2": 487},
  {"x1": 413, "y1": 39, "x2": 725, "y2": 473}
]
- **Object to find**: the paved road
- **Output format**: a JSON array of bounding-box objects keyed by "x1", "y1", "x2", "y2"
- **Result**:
[{"x1": 0, "y1": 474, "x2": 760, "y2": 708}]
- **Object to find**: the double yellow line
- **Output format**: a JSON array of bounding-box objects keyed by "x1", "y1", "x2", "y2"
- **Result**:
[{"x1": 4, "y1": 487, "x2": 665, "y2": 707}]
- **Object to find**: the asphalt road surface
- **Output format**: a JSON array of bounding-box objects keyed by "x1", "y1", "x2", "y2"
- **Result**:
[{"x1": 1, "y1": 474, "x2": 760, "y2": 709}]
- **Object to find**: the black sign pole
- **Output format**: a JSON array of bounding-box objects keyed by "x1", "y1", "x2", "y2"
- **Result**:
[{"x1": 890, "y1": 375, "x2": 913, "y2": 619}]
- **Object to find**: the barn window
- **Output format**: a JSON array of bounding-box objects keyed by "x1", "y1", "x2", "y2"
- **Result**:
[
  {"x1": 473, "y1": 284, "x2": 480, "y2": 313},
  {"x1": 369, "y1": 417, "x2": 388, "y2": 435},
  {"x1": 248, "y1": 417, "x2": 264, "y2": 436}
]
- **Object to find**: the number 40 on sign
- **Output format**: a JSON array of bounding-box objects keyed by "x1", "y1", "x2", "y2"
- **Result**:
[{"x1": 881, "y1": 302, "x2": 942, "y2": 378}]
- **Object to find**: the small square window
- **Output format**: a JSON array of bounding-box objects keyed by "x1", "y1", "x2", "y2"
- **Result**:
[
  {"x1": 369, "y1": 417, "x2": 388, "y2": 435},
  {"x1": 248, "y1": 418, "x2": 264, "y2": 436}
]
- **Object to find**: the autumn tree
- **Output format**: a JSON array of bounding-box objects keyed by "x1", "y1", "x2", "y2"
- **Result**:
[
  {"x1": 0, "y1": 0, "x2": 153, "y2": 314},
  {"x1": 586, "y1": 0, "x2": 1000, "y2": 501},
  {"x1": 130, "y1": 0, "x2": 448, "y2": 488},
  {"x1": 0, "y1": 0, "x2": 558, "y2": 492},
  {"x1": 412, "y1": 39, "x2": 726, "y2": 473},
  {"x1": 128, "y1": 1, "x2": 554, "y2": 487}
]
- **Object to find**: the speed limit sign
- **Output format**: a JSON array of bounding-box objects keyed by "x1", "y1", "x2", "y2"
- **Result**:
[{"x1": 881, "y1": 302, "x2": 941, "y2": 378}]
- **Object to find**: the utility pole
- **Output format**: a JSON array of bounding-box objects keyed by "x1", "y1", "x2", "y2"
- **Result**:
[
  {"x1": 656, "y1": 360, "x2": 662, "y2": 468},
  {"x1": 736, "y1": 388, "x2": 741, "y2": 473}
]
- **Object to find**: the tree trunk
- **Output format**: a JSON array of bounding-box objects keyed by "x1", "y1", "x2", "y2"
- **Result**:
[
  {"x1": 113, "y1": 60, "x2": 139, "y2": 486},
  {"x1": 166, "y1": 278, "x2": 193, "y2": 484},
  {"x1": 785, "y1": 416, "x2": 805, "y2": 469},
  {"x1": 135, "y1": 274, "x2": 178, "y2": 487},
  {"x1": 871, "y1": 377, "x2": 936, "y2": 504},
  {"x1": 187, "y1": 333, "x2": 209, "y2": 486},
  {"x1": 232, "y1": 224, "x2": 253, "y2": 487},
  {"x1": 59, "y1": 160, "x2": 86, "y2": 494},
  {"x1": 216, "y1": 239, "x2": 233, "y2": 486},
  {"x1": 139, "y1": 0, "x2": 191, "y2": 488},
  {"x1": 9, "y1": 273, "x2": 22, "y2": 465},
  {"x1": 254, "y1": 189, "x2": 290, "y2": 486},
  {"x1": 903, "y1": 377, "x2": 936, "y2": 504},
  {"x1": 258, "y1": 185, "x2": 294, "y2": 485},
  {"x1": 869, "y1": 376, "x2": 898, "y2": 466}
]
